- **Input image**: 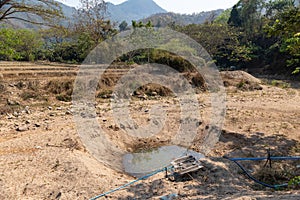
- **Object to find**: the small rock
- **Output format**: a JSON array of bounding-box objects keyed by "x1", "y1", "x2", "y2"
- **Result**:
[
  {"x1": 25, "y1": 120, "x2": 31, "y2": 124},
  {"x1": 13, "y1": 111, "x2": 19, "y2": 117},
  {"x1": 137, "y1": 94, "x2": 147, "y2": 100},
  {"x1": 134, "y1": 91, "x2": 142, "y2": 95},
  {"x1": 55, "y1": 192, "x2": 62, "y2": 199},
  {"x1": 7, "y1": 114, "x2": 13, "y2": 119},
  {"x1": 35, "y1": 146, "x2": 42, "y2": 149},
  {"x1": 56, "y1": 107, "x2": 62, "y2": 110},
  {"x1": 196, "y1": 121, "x2": 202, "y2": 127},
  {"x1": 48, "y1": 106, "x2": 53, "y2": 110},
  {"x1": 34, "y1": 123, "x2": 41, "y2": 127},
  {"x1": 24, "y1": 106, "x2": 30, "y2": 114},
  {"x1": 16, "y1": 125, "x2": 28, "y2": 132},
  {"x1": 120, "y1": 123, "x2": 125, "y2": 129},
  {"x1": 49, "y1": 113, "x2": 55, "y2": 117},
  {"x1": 151, "y1": 92, "x2": 158, "y2": 96},
  {"x1": 65, "y1": 110, "x2": 72, "y2": 115},
  {"x1": 7, "y1": 99, "x2": 19, "y2": 106},
  {"x1": 8, "y1": 83, "x2": 14, "y2": 87},
  {"x1": 15, "y1": 81, "x2": 26, "y2": 88},
  {"x1": 80, "y1": 112, "x2": 95, "y2": 118}
]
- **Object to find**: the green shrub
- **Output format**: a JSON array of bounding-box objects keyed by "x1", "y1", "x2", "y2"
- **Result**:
[
  {"x1": 288, "y1": 176, "x2": 300, "y2": 189},
  {"x1": 270, "y1": 80, "x2": 290, "y2": 88}
]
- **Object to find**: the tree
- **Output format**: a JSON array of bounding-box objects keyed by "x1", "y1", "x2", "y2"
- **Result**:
[
  {"x1": 228, "y1": 5, "x2": 242, "y2": 27},
  {"x1": 132, "y1": 20, "x2": 153, "y2": 29},
  {"x1": 228, "y1": 0, "x2": 265, "y2": 39},
  {"x1": 119, "y1": 20, "x2": 128, "y2": 32},
  {"x1": 0, "y1": 28, "x2": 42, "y2": 61},
  {"x1": 16, "y1": 29, "x2": 43, "y2": 61},
  {"x1": 215, "y1": 8, "x2": 232, "y2": 24},
  {"x1": 0, "y1": 0, "x2": 63, "y2": 25},
  {"x1": 39, "y1": 0, "x2": 117, "y2": 63},
  {"x1": 177, "y1": 23, "x2": 253, "y2": 68},
  {"x1": 265, "y1": 0, "x2": 295, "y2": 19},
  {"x1": 205, "y1": 10, "x2": 218, "y2": 24},
  {"x1": 40, "y1": 25, "x2": 99, "y2": 63},
  {"x1": 73, "y1": 0, "x2": 117, "y2": 48},
  {"x1": 266, "y1": 6, "x2": 300, "y2": 74}
]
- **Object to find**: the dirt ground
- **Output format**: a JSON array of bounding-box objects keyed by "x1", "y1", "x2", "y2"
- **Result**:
[{"x1": 0, "y1": 62, "x2": 299, "y2": 199}]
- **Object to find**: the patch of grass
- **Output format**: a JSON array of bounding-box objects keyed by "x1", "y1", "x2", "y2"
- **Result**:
[
  {"x1": 253, "y1": 161, "x2": 300, "y2": 190},
  {"x1": 236, "y1": 80, "x2": 263, "y2": 91},
  {"x1": 20, "y1": 91, "x2": 39, "y2": 100},
  {"x1": 237, "y1": 80, "x2": 246, "y2": 89},
  {"x1": 46, "y1": 79, "x2": 74, "y2": 95},
  {"x1": 27, "y1": 80, "x2": 40, "y2": 91},
  {"x1": 270, "y1": 80, "x2": 291, "y2": 89},
  {"x1": 289, "y1": 176, "x2": 300, "y2": 189},
  {"x1": 0, "y1": 104, "x2": 13, "y2": 115},
  {"x1": 56, "y1": 94, "x2": 72, "y2": 102},
  {"x1": 0, "y1": 102, "x2": 22, "y2": 115},
  {"x1": 0, "y1": 82, "x2": 5, "y2": 92},
  {"x1": 46, "y1": 79, "x2": 74, "y2": 102}
]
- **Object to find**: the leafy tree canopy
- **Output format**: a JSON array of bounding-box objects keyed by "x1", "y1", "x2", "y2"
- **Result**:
[{"x1": 0, "y1": 0, "x2": 64, "y2": 26}]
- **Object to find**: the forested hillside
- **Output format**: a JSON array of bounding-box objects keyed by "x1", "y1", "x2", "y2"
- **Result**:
[
  {"x1": 0, "y1": 0, "x2": 299, "y2": 77},
  {"x1": 141, "y1": 9, "x2": 224, "y2": 27}
]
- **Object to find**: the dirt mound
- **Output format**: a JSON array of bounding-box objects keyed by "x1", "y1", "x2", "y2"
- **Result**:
[{"x1": 221, "y1": 70, "x2": 263, "y2": 91}]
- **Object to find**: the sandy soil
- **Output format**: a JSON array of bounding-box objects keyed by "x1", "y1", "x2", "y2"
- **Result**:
[{"x1": 0, "y1": 62, "x2": 299, "y2": 199}]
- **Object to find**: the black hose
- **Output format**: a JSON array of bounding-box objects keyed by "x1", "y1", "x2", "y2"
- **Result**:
[{"x1": 223, "y1": 156, "x2": 300, "y2": 189}]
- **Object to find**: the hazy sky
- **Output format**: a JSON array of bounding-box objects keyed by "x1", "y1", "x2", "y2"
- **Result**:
[{"x1": 59, "y1": 0, "x2": 239, "y2": 14}]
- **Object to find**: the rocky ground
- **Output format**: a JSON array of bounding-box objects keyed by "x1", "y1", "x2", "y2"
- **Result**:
[{"x1": 0, "y1": 62, "x2": 299, "y2": 199}]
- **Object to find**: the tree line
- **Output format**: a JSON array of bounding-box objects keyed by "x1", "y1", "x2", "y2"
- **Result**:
[
  {"x1": 177, "y1": 0, "x2": 300, "y2": 75},
  {"x1": 0, "y1": 0, "x2": 299, "y2": 75}
]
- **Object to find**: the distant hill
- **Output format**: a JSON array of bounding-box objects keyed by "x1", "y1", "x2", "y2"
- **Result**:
[
  {"x1": 106, "y1": 0, "x2": 167, "y2": 24},
  {"x1": 141, "y1": 9, "x2": 224, "y2": 27},
  {"x1": 3, "y1": 0, "x2": 166, "y2": 28},
  {"x1": 2, "y1": 0, "x2": 224, "y2": 29}
]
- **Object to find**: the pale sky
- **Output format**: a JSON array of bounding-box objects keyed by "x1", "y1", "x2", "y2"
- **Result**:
[{"x1": 59, "y1": 0, "x2": 239, "y2": 14}]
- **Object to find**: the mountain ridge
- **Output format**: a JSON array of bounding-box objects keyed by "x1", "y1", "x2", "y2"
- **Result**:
[
  {"x1": 2, "y1": 0, "x2": 224, "y2": 28},
  {"x1": 141, "y1": 9, "x2": 224, "y2": 27},
  {"x1": 106, "y1": 0, "x2": 167, "y2": 23}
]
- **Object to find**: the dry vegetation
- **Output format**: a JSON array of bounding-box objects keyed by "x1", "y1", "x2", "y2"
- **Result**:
[{"x1": 0, "y1": 61, "x2": 299, "y2": 199}]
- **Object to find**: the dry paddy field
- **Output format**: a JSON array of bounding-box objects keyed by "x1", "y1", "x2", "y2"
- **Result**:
[{"x1": 0, "y1": 61, "x2": 299, "y2": 199}]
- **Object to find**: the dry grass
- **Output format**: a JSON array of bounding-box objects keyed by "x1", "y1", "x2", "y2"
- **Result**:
[{"x1": 252, "y1": 161, "x2": 300, "y2": 190}]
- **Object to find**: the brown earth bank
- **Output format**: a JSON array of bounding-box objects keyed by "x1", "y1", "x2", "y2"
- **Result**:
[{"x1": 0, "y1": 61, "x2": 299, "y2": 199}]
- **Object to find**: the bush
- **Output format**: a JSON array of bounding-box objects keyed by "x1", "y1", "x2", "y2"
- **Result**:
[
  {"x1": 0, "y1": 28, "x2": 42, "y2": 61},
  {"x1": 56, "y1": 94, "x2": 72, "y2": 102},
  {"x1": 289, "y1": 176, "x2": 300, "y2": 189},
  {"x1": 46, "y1": 79, "x2": 74, "y2": 102},
  {"x1": 20, "y1": 91, "x2": 38, "y2": 100},
  {"x1": 46, "y1": 79, "x2": 74, "y2": 94}
]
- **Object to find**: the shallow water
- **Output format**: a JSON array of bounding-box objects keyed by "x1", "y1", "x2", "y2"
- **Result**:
[{"x1": 123, "y1": 145, "x2": 205, "y2": 177}]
